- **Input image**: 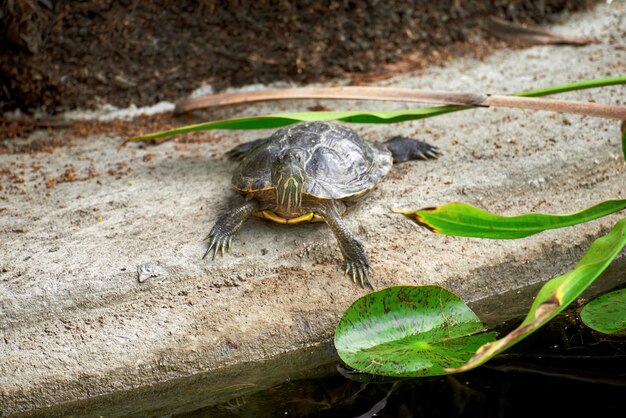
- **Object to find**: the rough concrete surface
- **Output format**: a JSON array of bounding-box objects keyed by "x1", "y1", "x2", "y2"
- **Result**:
[{"x1": 1, "y1": 3, "x2": 625, "y2": 416}]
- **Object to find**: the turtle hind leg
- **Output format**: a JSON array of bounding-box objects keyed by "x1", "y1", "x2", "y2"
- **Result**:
[
  {"x1": 226, "y1": 137, "x2": 269, "y2": 160},
  {"x1": 320, "y1": 203, "x2": 373, "y2": 289},
  {"x1": 204, "y1": 200, "x2": 260, "y2": 259},
  {"x1": 383, "y1": 136, "x2": 440, "y2": 162}
]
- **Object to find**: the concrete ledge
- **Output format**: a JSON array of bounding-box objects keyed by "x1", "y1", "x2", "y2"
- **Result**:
[{"x1": 1, "y1": 3, "x2": 625, "y2": 415}]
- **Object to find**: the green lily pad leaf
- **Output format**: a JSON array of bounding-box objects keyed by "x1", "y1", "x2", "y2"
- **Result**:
[
  {"x1": 580, "y1": 288, "x2": 626, "y2": 336},
  {"x1": 334, "y1": 286, "x2": 495, "y2": 377},
  {"x1": 394, "y1": 200, "x2": 626, "y2": 239},
  {"x1": 447, "y1": 216, "x2": 626, "y2": 373}
]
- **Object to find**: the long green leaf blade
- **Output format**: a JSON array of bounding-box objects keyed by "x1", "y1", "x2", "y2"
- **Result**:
[
  {"x1": 395, "y1": 200, "x2": 626, "y2": 239},
  {"x1": 447, "y1": 216, "x2": 626, "y2": 373},
  {"x1": 128, "y1": 107, "x2": 465, "y2": 142},
  {"x1": 514, "y1": 76, "x2": 626, "y2": 97},
  {"x1": 620, "y1": 120, "x2": 626, "y2": 161},
  {"x1": 334, "y1": 286, "x2": 495, "y2": 377}
]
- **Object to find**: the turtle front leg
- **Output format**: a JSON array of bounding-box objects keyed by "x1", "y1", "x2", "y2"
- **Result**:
[
  {"x1": 320, "y1": 203, "x2": 372, "y2": 289},
  {"x1": 204, "y1": 200, "x2": 260, "y2": 259}
]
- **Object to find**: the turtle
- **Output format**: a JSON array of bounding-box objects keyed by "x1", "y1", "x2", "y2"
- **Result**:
[{"x1": 204, "y1": 121, "x2": 439, "y2": 288}]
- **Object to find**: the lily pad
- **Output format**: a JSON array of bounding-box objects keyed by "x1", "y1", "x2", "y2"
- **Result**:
[
  {"x1": 580, "y1": 288, "x2": 626, "y2": 336},
  {"x1": 334, "y1": 286, "x2": 495, "y2": 377}
]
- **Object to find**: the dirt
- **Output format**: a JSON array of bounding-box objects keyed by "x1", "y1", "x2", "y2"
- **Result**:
[{"x1": 0, "y1": 0, "x2": 596, "y2": 115}]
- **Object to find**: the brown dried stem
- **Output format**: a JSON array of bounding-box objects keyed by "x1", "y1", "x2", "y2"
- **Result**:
[{"x1": 174, "y1": 86, "x2": 626, "y2": 120}]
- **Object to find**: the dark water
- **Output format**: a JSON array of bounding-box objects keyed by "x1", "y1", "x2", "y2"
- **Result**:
[
  {"x1": 183, "y1": 314, "x2": 626, "y2": 418},
  {"x1": 194, "y1": 361, "x2": 625, "y2": 418}
]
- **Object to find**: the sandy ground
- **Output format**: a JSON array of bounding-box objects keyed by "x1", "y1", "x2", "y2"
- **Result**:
[{"x1": 1, "y1": 2, "x2": 625, "y2": 415}]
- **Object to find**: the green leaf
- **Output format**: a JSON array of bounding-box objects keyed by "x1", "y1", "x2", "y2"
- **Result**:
[
  {"x1": 128, "y1": 106, "x2": 465, "y2": 142},
  {"x1": 394, "y1": 200, "x2": 626, "y2": 239},
  {"x1": 447, "y1": 216, "x2": 626, "y2": 373},
  {"x1": 620, "y1": 120, "x2": 626, "y2": 160},
  {"x1": 580, "y1": 288, "x2": 626, "y2": 336},
  {"x1": 334, "y1": 286, "x2": 495, "y2": 377},
  {"x1": 513, "y1": 76, "x2": 626, "y2": 98},
  {"x1": 128, "y1": 76, "x2": 626, "y2": 142}
]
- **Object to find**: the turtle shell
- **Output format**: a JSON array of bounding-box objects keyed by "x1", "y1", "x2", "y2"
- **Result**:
[{"x1": 231, "y1": 121, "x2": 393, "y2": 199}]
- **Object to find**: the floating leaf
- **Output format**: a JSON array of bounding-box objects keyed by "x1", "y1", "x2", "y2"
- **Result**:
[
  {"x1": 395, "y1": 200, "x2": 626, "y2": 239},
  {"x1": 447, "y1": 216, "x2": 626, "y2": 373},
  {"x1": 580, "y1": 288, "x2": 626, "y2": 336},
  {"x1": 334, "y1": 286, "x2": 495, "y2": 377}
]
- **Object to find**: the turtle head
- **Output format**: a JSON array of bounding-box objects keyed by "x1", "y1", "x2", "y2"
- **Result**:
[{"x1": 271, "y1": 151, "x2": 306, "y2": 215}]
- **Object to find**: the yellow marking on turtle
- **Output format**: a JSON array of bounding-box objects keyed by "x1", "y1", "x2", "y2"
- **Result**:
[
  {"x1": 231, "y1": 182, "x2": 274, "y2": 193},
  {"x1": 255, "y1": 210, "x2": 324, "y2": 224}
]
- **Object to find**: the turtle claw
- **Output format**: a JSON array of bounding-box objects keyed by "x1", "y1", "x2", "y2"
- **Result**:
[
  {"x1": 344, "y1": 259, "x2": 372, "y2": 289},
  {"x1": 424, "y1": 145, "x2": 441, "y2": 160},
  {"x1": 203, "y1": 229, "x2": 232, "y2": 260},
  {"x1": 202, "y1": 201, "x2": 260, "y2": 261}
]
